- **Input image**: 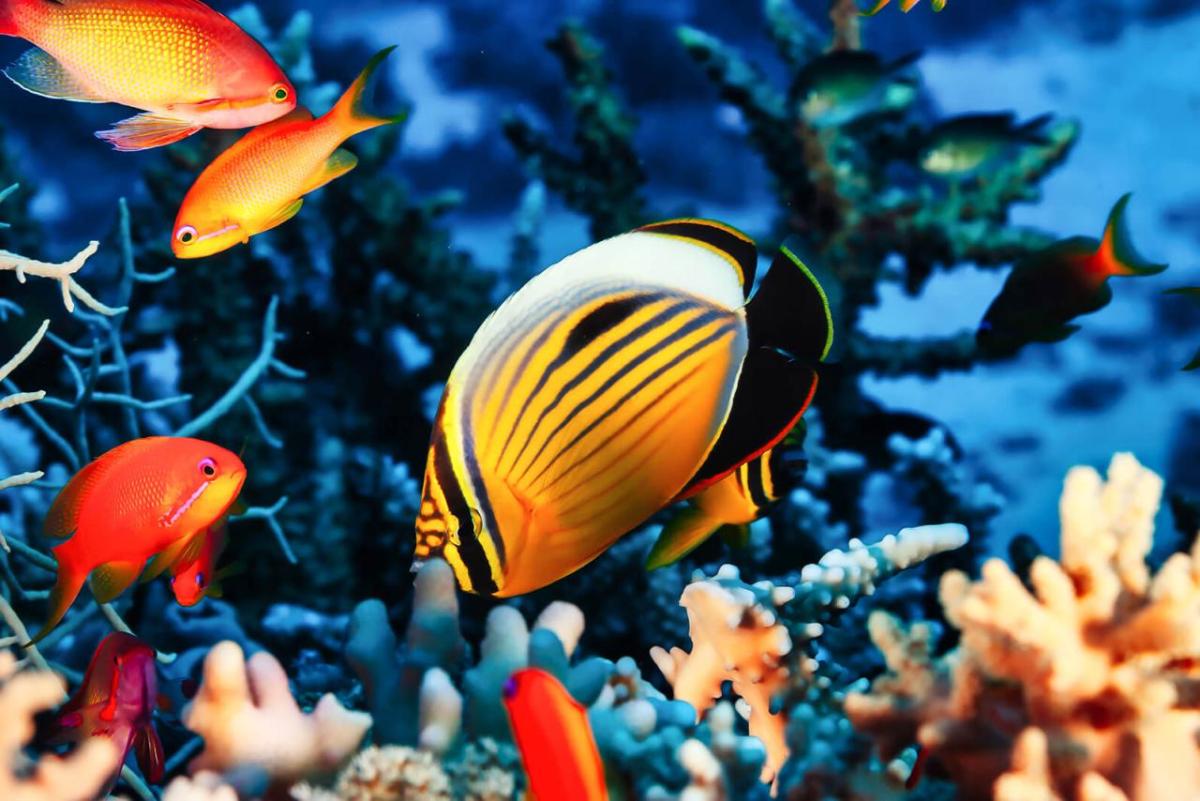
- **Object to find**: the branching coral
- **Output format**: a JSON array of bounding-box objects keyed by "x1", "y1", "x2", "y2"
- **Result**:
[
  {"x1": 846, "y1": 454, "x2": 1200, "y2": 801},
  {"x1": 0, "y1": 649, "x2": 120, "y2": 801},
  {"x1": 184, "y1": 640, "x2": 371, "y2": 788}
]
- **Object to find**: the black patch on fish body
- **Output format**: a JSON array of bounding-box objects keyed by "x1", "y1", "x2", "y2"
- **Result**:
[
  {"x1": 745, "y1": 458, "x2": 772, "y2": 510},
  {"x1": 431, "y1": 430, "x2": 497, "y2": 595},
  {"x1": 562, "y1": 294, "x2": 659, "y2": 359},
  {"x1": 636, "y1": 219, "x2": 758, "y2": 294}
]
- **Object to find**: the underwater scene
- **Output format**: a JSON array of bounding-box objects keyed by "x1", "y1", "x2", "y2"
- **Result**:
[{"x1": 1, "y1": 0, "x2": 1199, "y2": 799}]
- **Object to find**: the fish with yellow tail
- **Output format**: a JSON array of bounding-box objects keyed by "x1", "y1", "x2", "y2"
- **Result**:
[
  {"x1": 171, "y1": 47, "x2": 406, "y2": 259},
  {"x1": 414, "y1": 220, "x2": 833, "y2": 597},
  {"x1": 27, "y1": 436, "x2": 246, "y2": 644},
  {"x1": 977, "y1": 194, "x2": 1167, "y2": 358},
  {"x1": 646, "y1": 426, "x2": 808, "y2": 570},
  {"x1": 503, "y1": 668, "x2": 608, "y2": 801},
  {"x1": 0, "y1": 0, "x2": 296, "y2": 150},
  {"x1": 860, "y1": 0, "x2": 946, "y2": 14}
]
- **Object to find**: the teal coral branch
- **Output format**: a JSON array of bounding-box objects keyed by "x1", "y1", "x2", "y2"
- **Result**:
[
  {"x1": 764, "y1": 0, "x2": 824, "y2": 66},
  {"x1": 231, "y1": 496, "x2": 297, "y2": 564}
]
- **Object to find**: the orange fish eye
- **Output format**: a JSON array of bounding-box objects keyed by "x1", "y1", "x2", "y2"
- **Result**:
[
  {"x1": 198, "y1": 457, "x2": 217, "y2": 478},
  {"x1": 176, "y1": 225, "x2": 198, "y2": 245},
  {"x1": 270, "y1": 84, "x2": 290, "y2": 103}
]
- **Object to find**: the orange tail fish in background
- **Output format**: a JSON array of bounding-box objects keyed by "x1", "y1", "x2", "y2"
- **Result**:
[
  {"x1": 503, "y1": 668, "x2": 609, "y2": 801},
  {"x1": 48, "y1": 632, "x2": 164, "y2": 794},
  {"x1": 28, "y1": 436, "x2": 247, "y2": 644},
  {"x1": 170, "y1": 46, "x2": 406, "y2": 259},
  {"x1": 143, "y1": 515, "x2": 232, "y2": 606},
  {"x1": 0, "y1": 0, "x2": 296, "y2": 150},
  {"x1": 860, "y1": 0, "x2": 947, "y2": 14}
]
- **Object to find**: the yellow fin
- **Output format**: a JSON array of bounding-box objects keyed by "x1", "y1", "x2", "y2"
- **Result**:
[
  {"x1": 645, "y1": 506, "x2": 721, "y2": 570},
  {"x1": 259, "y1": 198, "x2": 304, "y2": 235},
  {"x1": 142, "y1": 530, "x2": 206, "y2": 581},
  {"x1": 300, "y1": 148, "x2": 358, "y2": 195},
  {"x1": 89, "y1": 561, "x2": 143, "y2": 604}
]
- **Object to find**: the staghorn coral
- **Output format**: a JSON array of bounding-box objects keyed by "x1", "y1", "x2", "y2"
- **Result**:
[
  {"x1": 0, "y1": 649, "x2": 120, "y2": 801},
  {"x1": 653, "y1": 524, "x2": 968, "y2": 788},
  {"x1": 184, "y1": 640, "x2": 371, "y2": 789},
  {"x1": 846, "y1": 453, "x2": 1200, "y2": 801}
]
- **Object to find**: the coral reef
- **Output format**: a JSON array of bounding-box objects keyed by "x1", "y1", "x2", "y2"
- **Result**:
[{"x1": 847, "y1": 454, "x2": 1200, "y2": 801}]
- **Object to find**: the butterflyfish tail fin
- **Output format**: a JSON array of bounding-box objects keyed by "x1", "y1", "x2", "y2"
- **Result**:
[
  {"x1": 26, "y1": 561, "x2": 87, "y2": 645},
  {"x1": 746, "y1": 238, "x2": 836, "y2": 364},
  {"x1": 330, "y1": 46, "x2": 407, "y2": 137},
  {"x1": 1097, "y1": 193, "x2": 1167, "y2": 278}
]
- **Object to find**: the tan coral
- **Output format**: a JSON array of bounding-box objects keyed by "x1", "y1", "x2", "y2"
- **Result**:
[
  {"x1": 162, "y1": 772, "x2": 240, "y2": 801},
  {"x1": 0, "y1": 650, "x2": 120, "y2": 801},
  {"x1": 846, "y1": 453, "x2": 1200, "y2": 801},
  {"x1": 291, "y1": 746, "x2": 452, "y2": 801},
  {"x1": 185, "y1": 641, "x2": 371, "y2": 787}
]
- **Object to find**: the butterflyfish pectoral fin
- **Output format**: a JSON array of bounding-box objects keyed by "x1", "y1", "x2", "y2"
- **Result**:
[
  {"x1": 95, "y1": 113, "x2": 202, "y2": 152},
  {"x1": 3, "y1": 48, "x2": 105, "y2": 102},
  {"x1": 645, "y1": 506, "x2": 721, "y2": 570},
  {"x1": 89, "y1": 560, "x2": 144, "y2": 604}
]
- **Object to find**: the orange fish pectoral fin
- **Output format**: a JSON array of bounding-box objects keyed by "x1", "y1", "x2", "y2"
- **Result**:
[
  {"x1": 645, "y1": 506, "x2": 721, "y2": 570},
  {"x1": 4, "y1": 48, "x2": 105, "y2": 103},
  {"x1": 89, "y1": 561, "x2": 144, "y2": 604},
  {"x1": 26, "y1": 563, "x2": 88, "y2": 645},
  {"x1": 95, "y1": 113, "x2": 202, "y2": 152},
  {"x1": 133, "y1": 724, "x2": 165, "y2": 784},
  {"x1": 299, "y1": 149, "x2": 359, "y2": 196},
  {"x1": 142, "y1": 530, "x2": 203, "y2": 582},
  {"x1": 258, "y1": 198, "x2": 304, "y2": 235}
]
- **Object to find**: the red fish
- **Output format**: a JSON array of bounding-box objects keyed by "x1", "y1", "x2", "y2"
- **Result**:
[
  {"x1": 50, "y1": 632, "x2": 163, "y2": 791},
  {"x1": 0, "y1": 0, "x2": 296, "y2": 150},
  {"x1": 157, "y1": 517, "x2": 230, "y2": 606},
  {"x1": 503, "y1": 668, "x2": 608, "y2": 801},
  {"x1": 29, "y1": 436, "x2": 246, "y2": 643}
]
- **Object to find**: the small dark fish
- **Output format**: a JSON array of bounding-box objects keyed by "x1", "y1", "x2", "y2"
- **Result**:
[
  {"x1": 49, "y1": 633, "x2": 163, "y2": 794},
  {"x1": 1051, "y1": 376, "x2": 1126, "y2": 415},
  {"x1": 790, "y1": 50, "x2": 919, "y2": 128},
  {"x1": 1166, "y1": 287, "x2": 1200, "y2": 370},
  {"x1": 977, "y1": 194, "x2": 1167, "y2": 358},
  {"x1": 920, "y1": 113, "x2": 1051, "y2": 177}
]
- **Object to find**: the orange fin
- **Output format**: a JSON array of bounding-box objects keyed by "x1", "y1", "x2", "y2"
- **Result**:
[
  {"x1": 300, "y1": 148, "x2": 358, "y2": 195},
  {"x1": 3, "y1": 48, "x2": 105, "y2": 102},
  {"x1": 26, "y1": 563, "x2": 87, "y2": 645},
  {"x1": 328, "y1": 46, "x2": 407, "y2": 137},
  {"x1": 143, "y1": 529, "x2": 206, "y2": 582},
  {"x1": 646, "y1": 506, "x2": 721, "y2": 570},
  {"x1": 96, "y1": 113, "x2": 201, "y2": 152},
  {"x1": 259, "y1": 198, "x2": 304, "y2": 234},
  {"x1": 1095, "y1": 194, "x2": 1167, "y2": 278},
  {"x1": 89, "y1": 561, "x2": 143, "y2": 604}
]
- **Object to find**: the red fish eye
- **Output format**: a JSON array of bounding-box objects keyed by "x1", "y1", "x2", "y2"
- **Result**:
[{"x1": 198, "y1": 458, "x2": 217, "y2": 478}]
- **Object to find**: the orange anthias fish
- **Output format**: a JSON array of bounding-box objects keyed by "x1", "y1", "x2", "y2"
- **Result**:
[
  {"x1": 153, "y1": 516, "x2": 230, "y2": 605},
  {"x1": 860, "y1": 0, "x2": 946, "y2": 14},
  {"x1": 29, "y1": 436, "x2": 246, "y2": 644},
  {"x1": 414, "y1": 220, "x2": 833, "y2": 597},
  {"x1": 170, "y1": 46, "x2": 405, "y2": 259},
  {"x1": 977, "y1": 194, "x2": 1167, "y2": 358},
  {"x1": 49, "y1": 632, "x2": 163, "y2": 792},
  {"x1": 503, "y1": 668, "x2": 608, "y2": 801},
  {"x1": 0, "y1": 0, "x2": 296, "y2": 151}
]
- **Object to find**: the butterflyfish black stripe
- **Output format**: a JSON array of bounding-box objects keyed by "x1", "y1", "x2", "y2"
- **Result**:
[
  {"x1": 637, "y1": 219, "x2": 758, "y2": 294},
  {"x1": 549, "y1": 361, "x2": 710, "y2": 516},
  {"x1": 502, "y1": 296, "x2": 694, "y2": 478},
  {"x1": 459, "y1": 426, "x2": 505, "y2": 567},
  {"x1": 521, "y1": 319, "x2": 740, "y2": 490},
  {"x1": 746, "y1": 457, "x2": 771, "y2": 509},
  {"x1": 432, "y1": 432, "x2": 496, "y2": 595},
  {"x1": 513, "y1": 307, "x2": 731, "y2": 487}
]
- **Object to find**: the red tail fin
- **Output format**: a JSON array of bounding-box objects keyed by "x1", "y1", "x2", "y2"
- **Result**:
[{"x1": 0, "y1": 1, "x2": 17, "y2": 36}]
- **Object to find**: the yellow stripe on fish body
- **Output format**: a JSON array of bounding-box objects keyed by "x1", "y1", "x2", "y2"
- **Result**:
[{"x1": 417, "y1": 227, "x2": 751, "y2": 596}]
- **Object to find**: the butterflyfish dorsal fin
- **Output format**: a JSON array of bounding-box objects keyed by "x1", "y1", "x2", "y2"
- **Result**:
[{"x1": 637, "y1": 218, "x2": 758, "y2": 297}]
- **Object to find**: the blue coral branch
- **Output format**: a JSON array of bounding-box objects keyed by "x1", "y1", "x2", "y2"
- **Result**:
[{"x1": 231, "y1": 496, "x2": 297, "y2": 564}]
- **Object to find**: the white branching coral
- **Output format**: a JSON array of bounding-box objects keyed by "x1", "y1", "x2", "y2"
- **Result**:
[
  {"x1": 162, "y1": 772, "x2": 240, "y2": 801},
  {"x1": 0, "y1": 184, "x2": 115, "y2": 316},
  {"x1": 184, "y1": 641, "x2": 371, "y2": 788},
  {"x1": 846, "y1": 453, "x2": 1200, "y2": 801},
  {"x1": 652, "y1": 524, "x2": 969, "y2": 788},
  {"x1": 0, "y1": 650, "x2": 120, "y2": 801},
  {"x1": 0, "y1": 319, "x2": 48, "y2": 506}
]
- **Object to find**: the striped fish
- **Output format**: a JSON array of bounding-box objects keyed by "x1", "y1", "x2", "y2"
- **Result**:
[
  {"x1": 645, "y1": 431, "x2": 808, "y2": 570},
  {"x1": 415, "y1": 219, "x2": 833, "y2": 596}
]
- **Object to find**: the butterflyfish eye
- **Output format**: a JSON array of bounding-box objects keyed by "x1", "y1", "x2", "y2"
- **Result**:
[
  {"x1": 198, "y1": 457, "x2": 217, "y2": 478},
  {"x1": 176, "y1": 225, "x2": 198, "y2": 245},
  {"x1": 270, "y1": 84, "x2": 290, "y2": 103}
]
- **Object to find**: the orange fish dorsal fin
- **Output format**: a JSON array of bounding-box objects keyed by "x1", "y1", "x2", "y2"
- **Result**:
[
  {"x1": 43, "y1": 439, "x2": 158, "y2": 540},
  {"x1": 234, "y1": 106, "x2": 315, "y2": 149}
]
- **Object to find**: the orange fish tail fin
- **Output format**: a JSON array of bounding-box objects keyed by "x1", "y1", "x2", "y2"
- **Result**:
[
  {"x1": 26, "y1": 561, "x2": 88, "y2": 645},
  {"x1": 1096, "y1": 194, "x2": 1167, "y2": 278},
  {"x1": 330, "y1": 46, "x2": 407, "y2": 138}
]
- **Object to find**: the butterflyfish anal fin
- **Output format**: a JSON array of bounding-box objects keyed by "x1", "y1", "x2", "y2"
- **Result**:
[
  {"x1": 637, "y1": 218, "x2": 758, "y2": 296},
  {"x1": 681, "y1": 348, "x2": 818, "y2": 498}
]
